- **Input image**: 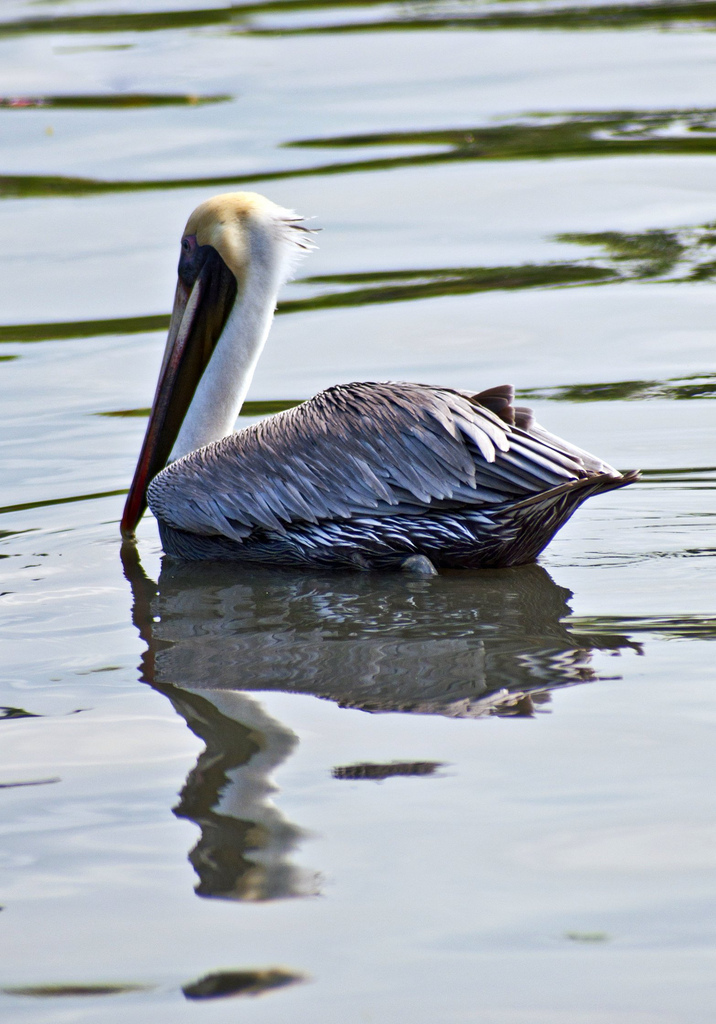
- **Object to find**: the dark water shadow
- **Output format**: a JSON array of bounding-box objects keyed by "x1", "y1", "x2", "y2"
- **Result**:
[
  {"x1": 0, "y1": 983, "x2": 150, "y2": 997},
  {"x1": 1, "y1": 970, "x2": 304, "y2": 1002},
  {"x1": 333, "y1": 760, "x2": 443, "y2": 779},
  {"x1": 0, "y1": 777, "x2": 60, "y2": 789},
  {"x1": 182, "y1": 968, "x2": 304, "y2": 1000}
]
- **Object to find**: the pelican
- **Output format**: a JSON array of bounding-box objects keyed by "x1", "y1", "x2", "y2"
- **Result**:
[{"x1": 121, "y1": 191, "x2": 638, "y2": 573}]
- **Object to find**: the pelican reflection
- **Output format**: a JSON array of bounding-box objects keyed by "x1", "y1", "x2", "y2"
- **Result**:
[
  {"x1": 161, "y1": 683, "x2": 316, "y2": 901},
  {"x1": 132, "y1": 555, "x2": 637, "y2": 717},
  {"x1": 124, "y1": 546, "x2": 318, "y2": 902},
  {"x1": 123, "y1": 548, "x2": 637, "y2": 899}
]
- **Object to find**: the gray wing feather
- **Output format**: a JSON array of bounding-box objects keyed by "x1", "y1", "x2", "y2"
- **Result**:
[
  {"x1": 148, "y1": 381, "x2": 610, "y2": 538},
  {"x1": 525, "y1": 422, "x2": 618, "y2": 476}
]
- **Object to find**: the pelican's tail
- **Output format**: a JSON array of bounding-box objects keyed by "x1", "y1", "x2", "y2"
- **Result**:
[{"x1": 494, "y1": 469, "x2": 640, "y2": 568}]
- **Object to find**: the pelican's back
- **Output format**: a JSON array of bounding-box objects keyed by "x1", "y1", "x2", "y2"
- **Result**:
[{"x1": 147, "y1": 381, "x2": 636, "y2": 569}]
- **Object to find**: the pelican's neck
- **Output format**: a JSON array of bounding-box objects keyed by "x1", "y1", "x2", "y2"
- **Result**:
[{"x1": 170, "y1": 241, "x2": 285, "y2": 462}]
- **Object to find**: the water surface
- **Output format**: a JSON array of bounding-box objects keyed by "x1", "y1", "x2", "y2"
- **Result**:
[{"x1": 1, "y1": 2, "x2": 715, "y2": 1021}]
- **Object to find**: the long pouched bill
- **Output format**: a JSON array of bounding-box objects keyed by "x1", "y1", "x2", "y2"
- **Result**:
[{"x1": 120, "y1": 247, "x2": 236, "y2": 538}]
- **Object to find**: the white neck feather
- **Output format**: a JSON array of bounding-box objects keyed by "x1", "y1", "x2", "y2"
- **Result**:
[{"x1": 170, "y1": 226, "x2": 294, "y2": 462}]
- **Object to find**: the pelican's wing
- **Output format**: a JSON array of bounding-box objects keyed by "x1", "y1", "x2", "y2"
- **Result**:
[{"x1": 148, "y1": 382, "x2": 616, "y2": 540}]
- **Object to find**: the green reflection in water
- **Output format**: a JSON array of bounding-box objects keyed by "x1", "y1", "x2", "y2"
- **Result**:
[
  {"x1": 0, "y1": 266, "x2": 617, "y2": 343},
  {"x1": 101, "y1": 407, "x2": 161, "y2": 418},
  {"x1": 559, "y1": 229, "x2": 686, "y2": 278},
  {"x1": 0, "y1": 94, "x2": 230, "y2": 109},
  {"x1": 93, "y1": 374, "x2": 716, "y2": 426},
  {"x1": 283, "y1": 263, "x2": 615, "y2": 311},
  {"x1": 0, "y1": 6, "x2": 235, "y2": 36},
  {"x1": 2, "y1": 218, "x2": 714, "y2": 347},
  {"x1": 0, "y1": 165, "x2": 333, "y2": 200},
  {"x1": 0, "y1": 488, "x2": 127, "y2": 516},
  {"x1": 558, "y1": 224, "x2": 716, "y2": 280},
  {"x1": 289, "y1": 108, "x2": 716, "y2": 162},
  {"x1": 638, "y1": 466, "x2": 716, "y2": 489},
  {"x1": 0, "y1": 314, "x2": 169, "y2": 343},
  {"x1": 2, "y1": 0, "x2": 716, "y2": 36},
  {"x1": 568, "y1": 613, "x2": 716, "y2": 639},
  {"x1": 0, "y1": 706, "x2": 41, "y2": 719},
  {"x1": 250, "y1": 0, "x2": 716, "y2": 35},
  {"x1": 521, "y1": 373, "x2": 716, "y2": 402},
  {"x1": 2, "y1": 108, "x2": 716, "y2": 199},
  {"x1": 100, "y1": 399, "x2": 303, "y2": 418}
]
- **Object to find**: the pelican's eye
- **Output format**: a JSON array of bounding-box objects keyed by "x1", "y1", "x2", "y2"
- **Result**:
[{"x1": 177, "y1": 234, "x2": 216, "y2": 288}]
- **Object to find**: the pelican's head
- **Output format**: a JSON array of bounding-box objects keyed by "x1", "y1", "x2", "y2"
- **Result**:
[
  {"x1": 181, "y1": 191, "x2": 312, "y2": 289},
  {"x1": 120, "y1": 192, "x2": 313, "y2": 539}
]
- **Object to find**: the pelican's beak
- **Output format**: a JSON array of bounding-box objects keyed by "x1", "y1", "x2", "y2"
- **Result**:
[{"x1": 120, "y1": 242, "x2": 237, "y2": 538}]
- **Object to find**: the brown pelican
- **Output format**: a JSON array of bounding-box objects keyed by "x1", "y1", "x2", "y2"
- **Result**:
[{"x1": 121, "y1": 191, "x2": 638, "y2": 572}]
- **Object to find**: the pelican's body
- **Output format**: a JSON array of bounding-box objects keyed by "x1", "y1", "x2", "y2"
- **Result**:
[{"x1": 122, "y1": 192, "x2": 637, "y2": 571}]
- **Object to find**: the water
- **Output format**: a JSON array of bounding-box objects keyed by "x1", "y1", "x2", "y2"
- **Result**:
[{"x1": 1, "y1": 2, "x2": 716, "y2": 1020}]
